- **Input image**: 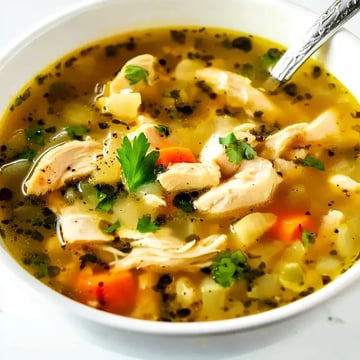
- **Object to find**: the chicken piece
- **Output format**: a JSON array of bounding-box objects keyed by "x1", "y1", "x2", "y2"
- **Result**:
[
  {"x1": 23, "y1": 140, "x2": 102, "y2": 196},
  {"x1": 200, "y1": 124, "x2": 257, "y2": 178},
  {"x1": 110, "y1": 54, "x2": 159, "y2": 93},
  {"x1": 106, "y1": 233, "x2": 227, "y2": 272},
  {"x1": 273, "y1": 158, "x2": 305, "y2": 180},
  {"x1": 328, "y1": 174, "x2": 360, "y2": 193},
  {"x1": 195, "y1": 67, "x2": 280, "y2": 119},
  {"x1": 157, "y1": 162, "x2": 221, "y2": 192},
  {"x1": 261, "y1": 123, "x2": 307, "y2": 160},
  {"x1": 194, "y1": 157, "x2": 282, "y2": 216}
]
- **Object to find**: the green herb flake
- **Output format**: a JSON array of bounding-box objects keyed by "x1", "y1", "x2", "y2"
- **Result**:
[
  {"x1": 297, "y1": 155, "x2": 325, "y2": 171},
  {"x1": 13, "y1": 147, "x2": 37, "y2": 161},
  {"x1": 219, "y1": 132, "x2": 256, "y2": 163},
  {"x1": 65, "y1": 125, "x2": 89, "y2": 140},
  {"x1": 154, "y1": 125, "x2": 170, "y2": 137},
  {"x1": 124, "y1": 65, "x2": 149, "y2": 85},
  {"x1": 173, "y1": 192, "x2": 198, "y2": 213},
  {"x1": 212, "y1": 250, "x2": 249, "y2": 288},
  {"x1": 301, "y1": 228, "x2": 316, "y2": 247},
  {"x1": 116, "y1": 133, "x2": 160, "y2": 192},
  {"x1": 25, "y1": 126, "x2": 45, "y2": 146},
  {"x1": 95, "y1": 184, "x2": 116, "y2": 212},
  {"x1": 136, "y1": 215, "x2": 160, "y2": 233},
  {"x1": 103, "y1": 220, "x2": 121, "y2": 234},
  {"x1": 262, "y1": 48, "x2": 283, "y2": 68}
]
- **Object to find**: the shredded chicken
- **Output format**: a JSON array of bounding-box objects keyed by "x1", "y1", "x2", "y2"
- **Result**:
[
  {"x1": 157, "y1": 162, "x2": 221, "y2": 192},
  {"x1": 23, "y1": 140, "x2": 102, "y2": 195},
  {"x1": 105, "y1": 233, "x2": 227, "y2": 272},
  {"x1": 194, "y1": 157, "x2": 282, "y2": 215},
  {"x1": 195, "y1": 67, "x2": 280, "y2": 118},
  {"x1": 110, "y1": 54, "x2": 159, "y2": 93},
  {"x1": 200, "y1": 123, "x2": 258, "y2": 178}
]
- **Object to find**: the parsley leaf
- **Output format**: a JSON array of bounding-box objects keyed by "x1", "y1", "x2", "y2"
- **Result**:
[
  {"x1": 154, "y1": 125, "x2": 170, "y2": 137},
  {"x1": 219, "y1": 132, "x2": 256, "y2": 163},
  {"x1": 13, "y1": 147, "x2": 37, "y2": 161},
  {"x1": 301, "y1": 228, "x2": 316, "y2": 247},
  {"x1": 103, "y1": 220, "x2": 121, "y2": 234},
  {"x1": 95, "y1": 184, "x2": 116, "y2": 212},
  {"x1": 212, "y1": 250, "x2": 249, "y2": 287},
  {"x1": 124, "y1": 65, "x2": 149, "y2": 85},
  {"x1": 25, "y1": 126, "x2": 45, "y2": 146},
  {"x1": 116, "y1": 133, "x2": 160, "y2": 192},
  {"x1": 137, "y1": 215, "x2": 160, "y2": 233},
  {"x1": 297, "y1": 155, "x2": 325, "y2": 171},
  {"x1": 262, "y1": 48, "x2": 284, "y2": 68},
  {"x1": 65, "y1": 125, "x2": 89, "y2": 140},
  {"x1": 173, "y1": 192, "x2": 199, "y2": 213}
]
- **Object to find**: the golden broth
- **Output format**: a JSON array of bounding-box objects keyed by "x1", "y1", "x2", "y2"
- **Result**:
[{"x1": 0, "y1": 27, "x2": 359, "y2": 322}]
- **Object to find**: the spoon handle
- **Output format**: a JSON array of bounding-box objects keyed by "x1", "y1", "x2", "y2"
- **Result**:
[{"x1": 269, "y1": 0, "x2": 360, "y2": 84}]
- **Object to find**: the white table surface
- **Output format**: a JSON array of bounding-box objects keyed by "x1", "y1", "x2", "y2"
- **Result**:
[{"x1": 0, "y1": 1, "x2": 359, "y2": 359}]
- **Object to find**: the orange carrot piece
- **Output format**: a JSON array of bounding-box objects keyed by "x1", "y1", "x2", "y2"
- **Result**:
[
  {"x1": 156, "y1": 146, "x2": 196, "y2": 168},
  {"x1": 267, "y1": 213, "x2": 315, "y2": 242},
  {"x1": 75, "y1": 270, "x2": 138, "y2": 314}
]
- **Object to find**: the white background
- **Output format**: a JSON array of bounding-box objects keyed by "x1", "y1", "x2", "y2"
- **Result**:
[{"x1": 0, "y1": 1, "x2": 359, "y2": 359}]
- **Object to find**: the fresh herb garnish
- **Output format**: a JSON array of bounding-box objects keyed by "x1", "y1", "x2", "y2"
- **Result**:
[
  {"x1": 136, "y1": 214, "x2": 160, "y2": 233},
  {"x1": 13, "y1": 147, "x2": 37, "y2": 161},
  {"x1": 116, "y1": 133, "x2": 160, "y2": 192},
  {"x1": 262, "y1": 48, "x2": 283, "y2": 68},
  {"x1": 154, "y1": 125, "x2": 170, "y2": 137},
  {"x1": 95, "y1": 184, "x2": 116, "y2": 212},
  {"x1": 296, "y1": 155, "x2": 325, "y2": 171},
  {"x1": 22, "y1": 252, "x2": 59, "y2": 279},
  {"x1": 301, "y1": 228, "x2": 316, "y2": 247},
  {"x1": 25, "y1": 126, "x2": 45, "y2": 146},
  {"x1": 65, "y1": 125, "x2": 89, "y2": 140},
  {"x1": 103, "y1": 220, "x2": 121, "y2": 234},
  {"x1": 124, "y1": 65, "x2": 149, "y2": 85},
  {"x1": 173, "y1": 192, "x2": 199, "y2": 213},
  {"x1": 212, "y1": 250, "x2": 249, "y2": 287},
  {"x1": 219, "y1": 132, "x2": 256, "y2": 163}
]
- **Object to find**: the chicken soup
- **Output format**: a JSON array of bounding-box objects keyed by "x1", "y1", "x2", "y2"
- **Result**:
[{"x1": 0, "y1": 27, "x2": 359, "y2": 322}]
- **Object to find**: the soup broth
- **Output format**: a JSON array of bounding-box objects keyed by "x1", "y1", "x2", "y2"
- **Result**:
[{"x1": 0, "y1": 27, "x2": 359, "y2": 322}]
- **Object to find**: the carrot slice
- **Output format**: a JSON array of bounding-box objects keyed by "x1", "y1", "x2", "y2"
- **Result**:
[
  {"x1": 75, "y1": 270, "x2": 138, "y2": 314},
  {"x1": 267, "y1": 213, "x2": 315, "y2": 242},
  {"x1": 156, "y1": 146, "x2": 196, "y2": 168}
]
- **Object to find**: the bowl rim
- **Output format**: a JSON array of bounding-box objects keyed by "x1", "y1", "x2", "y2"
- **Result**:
[{"x1": 1, "y1": 0, "x2": 360, "y2": 337}]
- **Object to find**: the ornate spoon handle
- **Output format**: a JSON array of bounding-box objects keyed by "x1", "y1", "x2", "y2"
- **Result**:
[{"x1": 268, "y1": 0, "x2": 360, "y2": 86}]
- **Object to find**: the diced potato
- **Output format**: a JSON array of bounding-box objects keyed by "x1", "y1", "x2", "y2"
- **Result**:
[
  {"x1": 175, "y1": 59, "x2": 203, "y2": 83},
  {"x1": 104, "y1": 90, "x2": 142, "y2": 121},
  {"x1": 63, "y1": 102, "x2": 94, "y2": 126},
  {"x1": 231, "y1": 212, "x2": 277, "y2": 249},
  {"x1": 247, "y1": 273, "x2": 281, "y2": 299},
  {"x1": 200, "y1": 277, "x2": 229, "y2": 320},
  {"x1": 328, "y1": 174, "x2": 360, "y2": 194},
  {"x1": 334, "y1": 223, "x2": 356, "y2": 258},
  {"x1": 279, "y1": 262, "x2": 305, "y2": 292},
  {"x1": 280, "y1": 241, "x2": 305, "y2": 263},
  {"x1": 175, "y1": 277, "x2": 199, "y2": 307},
  {"x1": 248, "y1": 240, "x2": 285, "y2": 268},
  {"x1": 316, "y1": 256, "x2": 342, "y2": 277}
]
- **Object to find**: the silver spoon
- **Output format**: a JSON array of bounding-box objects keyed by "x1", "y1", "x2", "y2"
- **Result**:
[{"x1": 264, "y1": 0, "x2": 360, "y2": 91}]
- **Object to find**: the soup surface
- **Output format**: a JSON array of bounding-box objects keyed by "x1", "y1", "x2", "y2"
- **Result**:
[{"x1": 0, "y1": 27, "x2": 360, "y2": 322}]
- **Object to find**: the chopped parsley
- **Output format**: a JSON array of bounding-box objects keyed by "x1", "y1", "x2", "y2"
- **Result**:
[
  {"x1": 296, "y1": 155, "x2": 325, "y2": 171},
  {"x1": 173, "y1": 192, "x2": 198, "y2": 213},
  {"x1": 124, "y1": 65, "x2": 149, "y2": 85},
  {"x1": 116, "y1": 133, "x2": 160, "y2": 192},
  {"x1": 65, "y1": 125, "x2": 89, "y2": 140},
  {"x1": 212, "y1": 250, "x2": 249, "y2": 287},
  {"x1": 219, "y1": 132, "x2": 256, "y2": 163},
  {"x1": 103, "y1": 220, "x2": 121, "y2": 234},
  {"x1": 13, "y1": 147, "x2": 37, "y2": 161},
  {"x1": 154, "y1": 125, "x2": 170, "y2": 137},
  {"x1": 22, "y1": 252, "x2": 60, "y2": 279},
  {"x1": 301, "y1": 228, "x2": 316, "y2": 247},
  {"x1": 262, "y1": 48, "x2": 283, "y2": 68},
  {"x1": 25, "y1": 126, "x2": 45, "y2": 146},
  {"x1": 95, "y1": 184, "x2": 117, "y2": 212},
  {"x1": 137, "y1": 215, "x2": 160, "y2": 233}
]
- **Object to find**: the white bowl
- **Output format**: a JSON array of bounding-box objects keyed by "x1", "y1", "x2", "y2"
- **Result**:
[{"x1": 0, "y1": 0, "x2": 359, "y2": 358}]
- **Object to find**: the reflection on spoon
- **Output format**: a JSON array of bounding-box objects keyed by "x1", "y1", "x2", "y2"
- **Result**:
[{"x1": 263, "y1": 0, "x2": 360, "y2": 91}]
